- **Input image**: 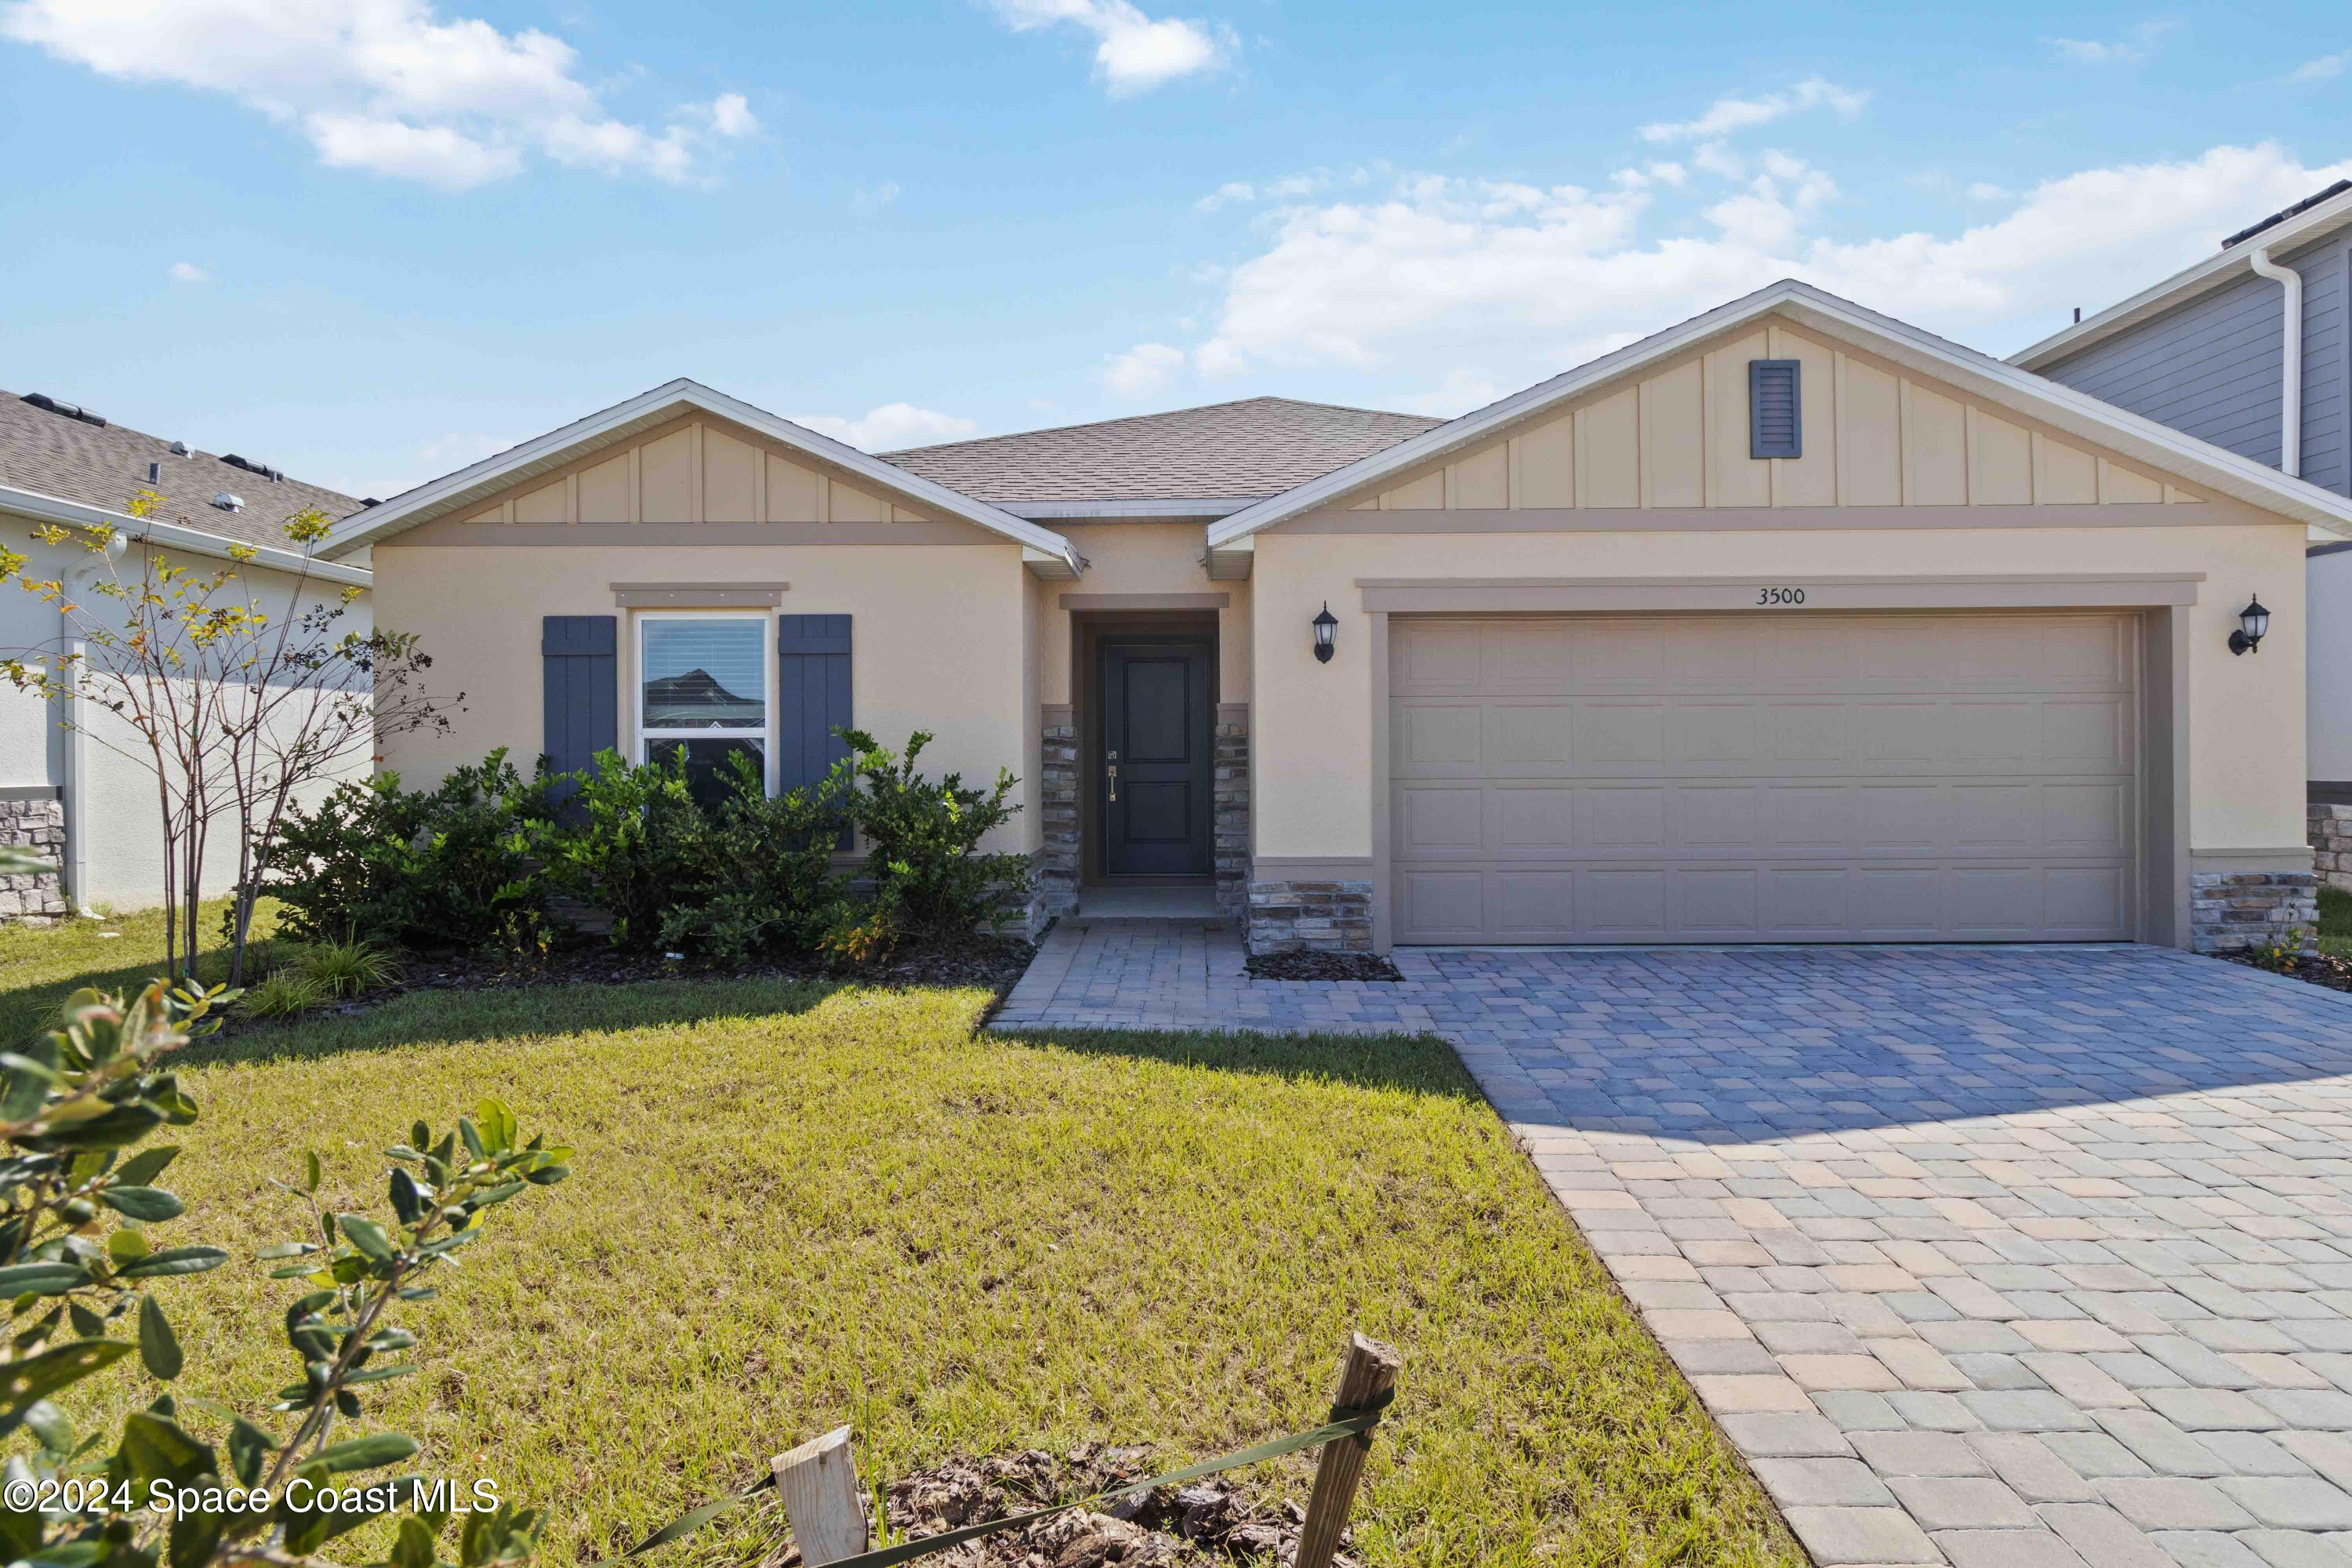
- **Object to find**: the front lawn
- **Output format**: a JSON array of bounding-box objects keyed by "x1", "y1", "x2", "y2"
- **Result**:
[{"x1": 16, "y1": 927, "x2": 1794, "y2": 1567}]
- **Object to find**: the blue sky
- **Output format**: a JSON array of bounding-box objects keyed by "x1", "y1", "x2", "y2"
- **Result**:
[{"x1": 1, "y1": 1, "x2": 2347, "y2": 500}]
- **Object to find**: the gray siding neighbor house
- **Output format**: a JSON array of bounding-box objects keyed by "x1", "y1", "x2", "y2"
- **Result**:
[{"x1": 2012, "y1": 182, "x2": 2352, "y2": 825}]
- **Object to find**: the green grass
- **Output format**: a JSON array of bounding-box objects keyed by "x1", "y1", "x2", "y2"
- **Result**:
[
  {"x1": 2321, "y1": 884, "x2": 2352, "y2": 960},
  {"x1": 6, "y1": 921, "x2": 1797, "y2": 1568},
  {"x1": 0, "y1": 900, "x2": 283, "y2": 1044}
]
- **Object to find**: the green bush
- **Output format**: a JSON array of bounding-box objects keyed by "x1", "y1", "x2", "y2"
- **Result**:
[
  {"x1": 655, "y1": 749, "x2": 855, "y2": 963},
  {"x1": 262, "y1": 750, "x2": 561, "y2": 951},
  {"x1": 263, "y1": 730, "x2": 1025, "y2": 967},
  {"x1": 837, "y1": 728, "x2": 1029, "y2": 948},
  {"x1": 536, "y1": 746, "x2": 706, "y2": 953}
]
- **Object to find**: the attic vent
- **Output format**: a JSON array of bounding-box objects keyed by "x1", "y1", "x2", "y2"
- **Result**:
[
  {"x1": 20, "y1": 393, "x2": 107, "y2": 427},
  {"x1": 211, "y1": 493, "x2": 244, "y2": 512},
  {"x1": 146, "y1": 463, "x2": 162, "y2": 485},
  {"x1": 1749, "y1": 359, "x2": 1802, "y2": 460},
  {"x1": 359, "y1": 497, "x2": 383, "y2": 508},
  {"x1": 169, "y1": 441, "x2": 190, "y2": 456}
]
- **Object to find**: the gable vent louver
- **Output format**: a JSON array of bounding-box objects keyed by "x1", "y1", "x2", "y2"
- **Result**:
[{"x1": 1749, "y1": 359, "x2": 1802, "y2": 460}]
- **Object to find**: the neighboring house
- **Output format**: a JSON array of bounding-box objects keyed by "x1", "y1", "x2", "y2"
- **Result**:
[
  {"x1": 332, "y1": 279, "x2": 2352, "y2": 956},
  {"x1": 0, "y1": 390, "x2": 373, "y2": 916},
  {"x1": 2009, "y1": 181, "x2": 2352, "y2": 832}
]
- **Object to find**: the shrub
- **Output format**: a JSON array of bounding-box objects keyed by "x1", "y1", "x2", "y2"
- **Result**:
[
  {"x1": 241, "y1": 966, "x2": 330, "y2": 1018},
  {"x1": 263, "y1": 749, "x2": 561, "y2": 950},
  {"x1": 291, "y1": 936, "x2": 406, "y2": 998},
  {"x1": 655, "y1": 750, "x2": 855, "y2": 963},
  {"x1": 537, "y1": 746, "x2": 708, "y2": 952},
  {"x1": 0, "y1": 978, "x2": 568, "y2": 1567},
  {"x1": 837, "y1": 728, "x2": 1029, "y2": 946}
]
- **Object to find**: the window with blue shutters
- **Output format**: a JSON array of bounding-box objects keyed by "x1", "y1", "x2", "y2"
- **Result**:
[{"x1": 1750, "y1": 359, "x2": 1802, "y2": 459}]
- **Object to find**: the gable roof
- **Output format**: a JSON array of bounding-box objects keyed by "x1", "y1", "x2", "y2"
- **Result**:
[
  {"x1": 881, "y1": 396, "x2": 1441, "y2": 517},
  {"x1": 1208, "y1": 278, "x2": 2352, "y2": 548},
  {"x1": 0, "y1": 389, "x2": 362, "y2": 551},
  {"x1": 323, "y1": 379, "x2": 1082, "y2": 572},
  {"x1": 2009, "y1": 181, "x2": 2352, "y2": 372}
]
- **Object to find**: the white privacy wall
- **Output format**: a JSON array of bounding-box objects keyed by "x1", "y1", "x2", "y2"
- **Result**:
[{"x1": 0, "y1": 511, "x2": 375, "y2": 911}]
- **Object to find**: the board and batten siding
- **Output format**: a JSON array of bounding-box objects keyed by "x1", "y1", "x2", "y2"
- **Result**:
[
  {"x1": 1351, "y1": 321, "x2": 2207, "y2": 514},
  {"x1": 456, "y1": 416, "x2": 939, "y2": 526},
  {"x1": 2037, "y1": 228, "x2": 2352, "y2": 499}
]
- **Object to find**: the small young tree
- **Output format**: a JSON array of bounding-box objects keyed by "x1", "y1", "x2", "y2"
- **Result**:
[{"x1": 0, "y1": 494, "x2": 460, "y2": 982}]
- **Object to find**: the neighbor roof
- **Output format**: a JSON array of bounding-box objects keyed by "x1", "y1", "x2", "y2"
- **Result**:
[
  {"x1": 1208, "y1": 278, "x2": 2352, "y2": 547},
  {"x1": 0, "y1": 390, "x2": 361, "y2": 550},
  {"x1": 2009, "y1": 180, "x2": 2352, "y2": 372},
  {"x1": 325, "y1": 378, "x2": 1081, "y2": 572},
  {"x1": 881, "y1": 396, "x2": 1442, "y2": 515}
]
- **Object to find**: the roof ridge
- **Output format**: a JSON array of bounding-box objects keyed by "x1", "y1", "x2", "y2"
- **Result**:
[{"x1": 879, "y1": 393, "x2": 1429, "y2": 458}]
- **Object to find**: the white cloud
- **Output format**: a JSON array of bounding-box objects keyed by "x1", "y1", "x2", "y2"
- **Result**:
[
  {"x1": 0, "y1": 0, "x2": 749, "y2": 189},
  {"x1": 1196, "y1": 180, "x2": 1253, "y2": 212},
  {"x1": 793, "y1": 404, "x2": 978, "y2": 452},
  {"x1": 2045, "y1": 19, "x2": 2180, "y2": 65},
  {"x1": 1160, "y1": 143, "x2": 2350, "y2": 405},
  {"x1": 702, "y1": 92, "x2": 756, "y2": 138},
  {"x1": 166, "y1": 260, "x2": 209, "y2": 283},
  {"x1": 1102, "y1": 342, "x2": 1185, "y2": 398},
  {"x1": 416, "y1": 431, "x2": 513, "y2": 471},
  {"x1": 851, "y1": 180, "x2": 901, "y2": 215},
  {"x1": 989, "y1": 0, "x2": 1228, "y2": 95},
  {"x1": 2288, "y1": 50, "x2": 2350, "y2": 82},
  {"x1": 1638, "y1": 77, "x2": 1868, "y2": 143},
  {"x1": 1966, "y1": 181, "x2": 2010, "y2": 201}
]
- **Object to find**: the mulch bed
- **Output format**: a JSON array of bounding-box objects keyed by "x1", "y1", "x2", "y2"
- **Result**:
[
  {"x1": 2227, "y1": 949, "x2": 2352, "y2": 993},
  {"x1": 763, "y1": 1444, "x2": 1357, "y2": 1568},
  {"x1": 1244, "y1": 949, "x2": 1403, "y2": 983},
  {"x1": 246, "y1": 934, "x2": 1038, "y2": 1031}
]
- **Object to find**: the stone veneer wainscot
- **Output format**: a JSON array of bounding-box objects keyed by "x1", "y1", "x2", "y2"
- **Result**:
[
  {"x1": 0, "y1": 791, "x2": 66, "y2": 924},
  {"x1": 1245, "y1": 875, "x2": 1373, "y2": 953}
]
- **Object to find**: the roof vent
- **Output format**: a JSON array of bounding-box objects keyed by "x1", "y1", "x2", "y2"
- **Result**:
[
  {"x1": 220, "y1": 454, "x2": 284, "y2": 481},
  {"x1": 169, "y1": 441, "x2": 190, "y2": 456},
  {"x1": 145, "y1": 463, "x2": 162, "y2": 485},
  {"x1": 211, "y1": 493, "x2": 244, "y2": 512},
  {"x1": 359, "y1": 497, "x2": 383, "y2": 508},
  {"x1": 20, "y1": 392, "x2": 103, "y2": 425}
]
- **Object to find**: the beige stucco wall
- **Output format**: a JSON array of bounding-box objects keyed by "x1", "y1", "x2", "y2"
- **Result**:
[
  {"x1": 370, "y1": 541, "x2": 1039, "y2": 852},
  {"x1": 1044, "y1": 522, "x2": 1251, "y2": 704},
  {"x1": 1251, "y1": 522, "x2": 2308, "y2": 866}
]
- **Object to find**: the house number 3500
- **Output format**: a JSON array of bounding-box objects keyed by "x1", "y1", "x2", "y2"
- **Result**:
[{"x1": 1755, "y1": 586, "x2": 1807, "y2": 605}]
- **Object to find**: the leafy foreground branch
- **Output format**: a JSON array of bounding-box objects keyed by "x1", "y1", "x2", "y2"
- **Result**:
[{"x1": 0, "y1": 975, "x2": 570, "y2": 1568}]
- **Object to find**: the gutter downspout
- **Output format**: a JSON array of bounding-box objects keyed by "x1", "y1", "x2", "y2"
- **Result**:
[
  {"x1": 2249, "y1": 245, "x2": 2304, "y2": 478},
  {"x1": 59, "y1": 531, "x2": 127, "y2": 916}
]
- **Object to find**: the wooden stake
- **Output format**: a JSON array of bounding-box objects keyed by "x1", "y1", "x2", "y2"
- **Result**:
[
  {"x1": 1295, "y1": 1333, "x2": 1402, "y2": 1568},
  {"x1": 771, "y1": 1425, "x2": 869, "y2": 1566}
]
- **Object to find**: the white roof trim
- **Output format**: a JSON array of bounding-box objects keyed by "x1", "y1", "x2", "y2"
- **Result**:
[
  {"x1": 1208, "y1": 278, "x2": 2352, "y2": 546},
  {"x1": 2011, "y1": 184, "x2": 2352, "y2": 371},
  {"x1": 1001, "y1": 497, "x2": 1258, "y2": 521},
  {"x1": 323, "y1": 378, "x2": 1082, "y2": 572},
  {"x1": 0, "y1": 483, "x2": 373, "y2": 587}
]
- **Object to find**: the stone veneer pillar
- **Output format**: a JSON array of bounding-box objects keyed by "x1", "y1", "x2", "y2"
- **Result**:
[
  {"x1": 2312, "y1": 801, "x2": 2352, "y2": 894},
  {"x1": 2192, "y1": 831, "x2": 2320, "y2": 954},
  {"x1": 0, "y1": 790, "x2": 67, "y2": 924},
  {"x1": 1214, "y1": 706, "x2": 1249, "y2": 922},
  {"x1": 1035, "y1": 707, "x2": 1080, "y2": 922}
]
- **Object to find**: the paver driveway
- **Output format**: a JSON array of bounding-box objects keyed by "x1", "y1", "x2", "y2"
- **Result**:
[{"x1": 995, "y1": 927, "x2": 2352, "y2": 1567}]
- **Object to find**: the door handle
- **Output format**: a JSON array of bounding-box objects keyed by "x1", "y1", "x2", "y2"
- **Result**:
[{"x1": 1106, "y1": 763, "x2": 1117, "y2": 803}]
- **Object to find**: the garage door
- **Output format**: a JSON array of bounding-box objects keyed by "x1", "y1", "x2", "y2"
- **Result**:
[{"x1": 1389, "y1": 614, "x2": 2138, "y2": 944}]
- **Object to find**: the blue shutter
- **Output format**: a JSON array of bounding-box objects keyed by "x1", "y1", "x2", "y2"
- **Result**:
[
  {"x1": 1750, "y1": 359, "x2": 1802, "y2": 459},
  {"x1": 777, "y1": 615, "x2": 852, "y2": 804},
  {"x1": 541, "y1": 615, "x2": 617, "y2": 805}
]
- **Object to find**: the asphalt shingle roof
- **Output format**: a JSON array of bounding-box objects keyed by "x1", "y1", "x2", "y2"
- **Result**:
[
  {"x1": 880, "y1": 395, "x2": 1443, "y2": 506},
  {"x1": 0, "y1": 390, "x2": 362, "y2": 550}
]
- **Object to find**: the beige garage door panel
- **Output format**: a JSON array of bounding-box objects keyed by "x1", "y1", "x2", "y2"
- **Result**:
[{"x1": 1390, "y1": 614, "x2": 2138, "y2": 944}]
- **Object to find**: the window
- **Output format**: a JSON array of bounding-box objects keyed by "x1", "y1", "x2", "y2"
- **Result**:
[
  {"x1": 1749, "y1": 358, "x2": 1802, "y2": 459},
  {"x1": 637, "y1": 614, "x2": 768, "y2": 808}
]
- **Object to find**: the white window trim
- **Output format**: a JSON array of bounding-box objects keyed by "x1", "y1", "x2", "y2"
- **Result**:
[{"x1": 633, "y1": 610, "x2": 775, "y2": 795}]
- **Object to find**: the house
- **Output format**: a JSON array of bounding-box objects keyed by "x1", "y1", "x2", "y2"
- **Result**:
[
  {"x1": 2009, "y1": 182, "x2": 2352, "y2": 888},
  {"x1": 332, "y1": 279, "x2": 2352, "y2": 956},
  {"x1": 0, "y1": 390, "x2": 372, "y2": 916}
]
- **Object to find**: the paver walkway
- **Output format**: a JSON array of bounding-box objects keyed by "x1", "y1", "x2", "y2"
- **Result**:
[{"x1": 993, "y1": 922, "x2": 2352, "y2": 1567}]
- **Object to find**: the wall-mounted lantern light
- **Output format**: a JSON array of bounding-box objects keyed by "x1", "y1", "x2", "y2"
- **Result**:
[
  {"x1": 1312, "y1": 602, "x2": 1338, "y2": 664},
  {"x1": 2229, "y1": 593, "x2": 2271, "y2": 657}
]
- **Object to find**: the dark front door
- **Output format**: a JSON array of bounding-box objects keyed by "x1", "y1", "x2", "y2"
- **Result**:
[{"x1": 1100, "y1": 641, "x2": 1212, "y2": 877}]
